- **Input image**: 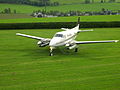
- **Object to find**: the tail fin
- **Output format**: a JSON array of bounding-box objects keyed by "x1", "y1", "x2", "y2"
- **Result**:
[
  {"x1": 77, "y1": 17, "x2": 80, "y2": 25},
  {"x1": 73, "y1": 17, "x2": 80, "y2": 30},
  {"x1": 74, "y1": 24, "x2": 79, "y2": 30},
  {"x1": 62, "y1": 17, "x2": 80, "y2": 31}
]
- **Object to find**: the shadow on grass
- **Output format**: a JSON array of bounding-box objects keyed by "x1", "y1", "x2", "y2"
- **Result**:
[{"x1": 20, "y1": 46, "x2": 89, "y2": 60}]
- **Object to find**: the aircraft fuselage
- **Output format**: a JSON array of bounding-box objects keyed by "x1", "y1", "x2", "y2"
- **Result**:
[{"x1": 49, "y1": 29, "x2": 78, "y2": 47}]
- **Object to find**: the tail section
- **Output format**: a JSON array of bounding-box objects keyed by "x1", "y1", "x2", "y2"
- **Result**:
[
  {"x1": 77, "y1": 17, "x2": 80, "y2": 25},
  {"x1": 72, "y1": 17, "x2": 80, "y2": 30},
  {"x1": 61, "y1": 17, "x2": 80, "y2": 31},
  {"x1": 73, "y1": 24, "x2": 79, "y2": 30},
  {"x1": 76, "y1": 17, "x2": 94, "y2": 32}
]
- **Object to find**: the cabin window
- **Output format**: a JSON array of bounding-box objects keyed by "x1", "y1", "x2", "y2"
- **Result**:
[{"x1": 55, "y1": 34, "x2": 63, "y2": 37}]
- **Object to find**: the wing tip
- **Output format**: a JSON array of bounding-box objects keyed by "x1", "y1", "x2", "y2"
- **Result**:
[
  {"x1": 16, "y1": 33, "x2": 20, "y2": 35},
  {"x1": 115, "y1": 40, "x2": 119, "y2": 43},
  {"x1": 91, "y1": 29, "x2": 94, "y2": 31},
  {"x1": 16, "y1": 33, "x2": 21, "y2": 35}
]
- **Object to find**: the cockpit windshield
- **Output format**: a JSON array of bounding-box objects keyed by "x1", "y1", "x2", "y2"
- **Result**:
[{"x1": 55, "y1": 34, "x2": 63, "y2": 37}]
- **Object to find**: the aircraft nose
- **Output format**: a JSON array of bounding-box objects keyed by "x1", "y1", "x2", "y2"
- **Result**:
[
  {"x1": 49, "y1": 38, "x2": 60, "y2": 46},
  {"x1": 49, "y1": 41, "x2": 56, "y2": 46}
]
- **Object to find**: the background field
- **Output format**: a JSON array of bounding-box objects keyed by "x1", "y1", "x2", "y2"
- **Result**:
[
  {"x1": 0, "y1": 28, "x2": 120, "y2": 90},
  {"x1": 0, "y1": 14, "x2": 32, "y2": 19},
  {"x1": 0, "y1": 3, "x2": 120, "y2": 14},
  {"x1": 0, "y1": 15, "x2": 120, "y2": 23},
  {"x1": 51, "y1": 0, "x2": 120, "y2": 4}
]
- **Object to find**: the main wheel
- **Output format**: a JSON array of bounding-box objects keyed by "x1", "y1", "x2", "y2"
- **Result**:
[{"x1": 75, "y1": 48, "x2": 78, "y2": 52}]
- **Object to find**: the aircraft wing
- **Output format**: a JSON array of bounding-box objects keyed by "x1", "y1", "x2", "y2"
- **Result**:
[
  {"x1": 16, "y1": 33, "x2": 51, "y2": 41},
  {"x1": 75, "y1": 40, "x2": 119, "y2": 44}
]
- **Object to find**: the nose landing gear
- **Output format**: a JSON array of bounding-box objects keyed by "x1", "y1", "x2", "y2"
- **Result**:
[{"x1": 49, "y1": 47, "x2": 54, "y2": 56}]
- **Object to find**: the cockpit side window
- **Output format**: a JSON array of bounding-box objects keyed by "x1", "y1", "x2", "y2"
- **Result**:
[{"x1": 55, "y1": 34, "x2": 63, "y2": 37}]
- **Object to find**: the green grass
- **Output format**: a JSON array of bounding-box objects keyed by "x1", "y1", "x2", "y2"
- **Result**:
[
  {"x1": 0, "y1": 3, "x2": 120, "y2": 14},
  {"x1": 0, "y1": 15, "x2": 120, "y2": 23},
  {"x1": 49, "y1": 3, "x2": 120, "y2": 12},
  {"x1": 0, "y1": 4, "x2": 44, "y2": 14},
  {"x1": 0, "y1": 14, "x2": 32, "y2": 19},
  {"x1": 51, "y1": 0, "x2": 120, "y2": 4},
  {"x1": 0, "y1": 28, "x2": 120, "y2": 90},
  {"x1": 51, "y1": 0, "x2": 85, "y2": 4}
]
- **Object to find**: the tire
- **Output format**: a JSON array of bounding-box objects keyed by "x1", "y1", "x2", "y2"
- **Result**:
[{"x1": 75, "y1": 48, "x2": 78, "y2": 52}]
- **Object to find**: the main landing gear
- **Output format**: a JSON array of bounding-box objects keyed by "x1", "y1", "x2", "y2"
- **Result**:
[
  {"x1": 49, "y1": 47, "x2": 78, "y2": 56},
  {"x1": 75, "y1": 48, "x2": 78, "y2": 52}
]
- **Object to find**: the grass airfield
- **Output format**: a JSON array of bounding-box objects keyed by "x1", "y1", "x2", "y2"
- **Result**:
[
  {"x1": 0, "y1": 15, "x2": 120, "y2": 23},
  {"x1": 0, "y1": 3, "x2": 120, "y2": 13},
  {"x1": 0, "y1": 28, "x2": 120, "y2": 90}
]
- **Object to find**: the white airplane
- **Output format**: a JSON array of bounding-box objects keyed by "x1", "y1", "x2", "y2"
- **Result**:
[{"x1": 16, "y1": 18, "x2": 119, "y2": 56}]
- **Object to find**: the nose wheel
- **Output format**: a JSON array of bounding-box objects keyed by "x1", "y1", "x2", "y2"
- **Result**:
[
  {"x1": 49, "y1": 47, "x2": 54, "y2": 56},
  {"x1": 49, "y1": 50, "x2": 53, "y2": 56},
  {"x1": 49, "y1": 52, "x2": 53, "y2": 56}
]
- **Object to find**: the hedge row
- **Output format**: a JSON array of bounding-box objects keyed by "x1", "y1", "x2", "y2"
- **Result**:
[{"x1": 0, "y1": 22, "x2": 120, "y2": 29}]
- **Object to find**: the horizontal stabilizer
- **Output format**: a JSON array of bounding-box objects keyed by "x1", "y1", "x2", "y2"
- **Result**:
[
  {"x1": 61, "y1": 28, "x2": 69, "y2": 31},
  {"x1": 78, "y1": 29, "x2": 93, "y2": 32}
]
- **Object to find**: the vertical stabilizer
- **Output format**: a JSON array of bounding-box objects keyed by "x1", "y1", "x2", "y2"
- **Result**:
[
  {"x1": 73, "y1": 17, "x2": 80, "y2": 30},
  {"x1": 77, "y1": 17, "x2": 80, "y2": 25}
]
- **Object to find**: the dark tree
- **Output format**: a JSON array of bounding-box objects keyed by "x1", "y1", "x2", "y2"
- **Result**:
[
  {"x1": 53, "y1": 2, "x2": 59, "y2": 6},
  {"x1": 0, "y1": 0, "x2": 60, "y2": 7},
  {"x1": 101, "y1": 0, "x2": 103, "y2": 3},
  {"x1": 109, "y1": 0, "x2": 116, "y2": 2},
  {"x1": 85, "y1": 0, "x2": 91, "y2": 4},
  {"x1": 92, "y1": 0, "x2": 94, "y2": 3},
  {"x1": 14, "y1": 10, "x2": 16, "y2": 14},
  {"x1": 3, "y1": 8, "x2": 11, "y2": 14}
]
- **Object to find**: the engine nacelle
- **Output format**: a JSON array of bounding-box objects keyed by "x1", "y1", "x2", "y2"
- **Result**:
[
  {"x1": 68, "y1": 44, "x2": 77, "y2": 49},
  {"x1": 37, "y1": 41, "x2": 49, "y2": 47},
  {"x1": 37, "y1": 41, "x2": 42, "y2": 45}
]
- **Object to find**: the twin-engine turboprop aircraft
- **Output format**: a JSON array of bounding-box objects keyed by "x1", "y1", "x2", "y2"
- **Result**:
[{"x1": 16, "y1": 18, "x2": 119, "y2": 56}]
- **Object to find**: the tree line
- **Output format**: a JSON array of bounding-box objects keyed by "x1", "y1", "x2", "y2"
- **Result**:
[
  {"x1": 31, "y1": 8, "x2": 120, "y2": 18},
  {"x1": 0, "y1": 0, "x2": 117, "y2": 6},
  {"x1": 0, "y1": 8, "x2": 17, "y2": 14},
  {"x1": 84, "y1": 0, "x2": 116, "y2": 4},
  {"x1": 0, "y1": 0, "x2": 59, "y2": 6}
]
